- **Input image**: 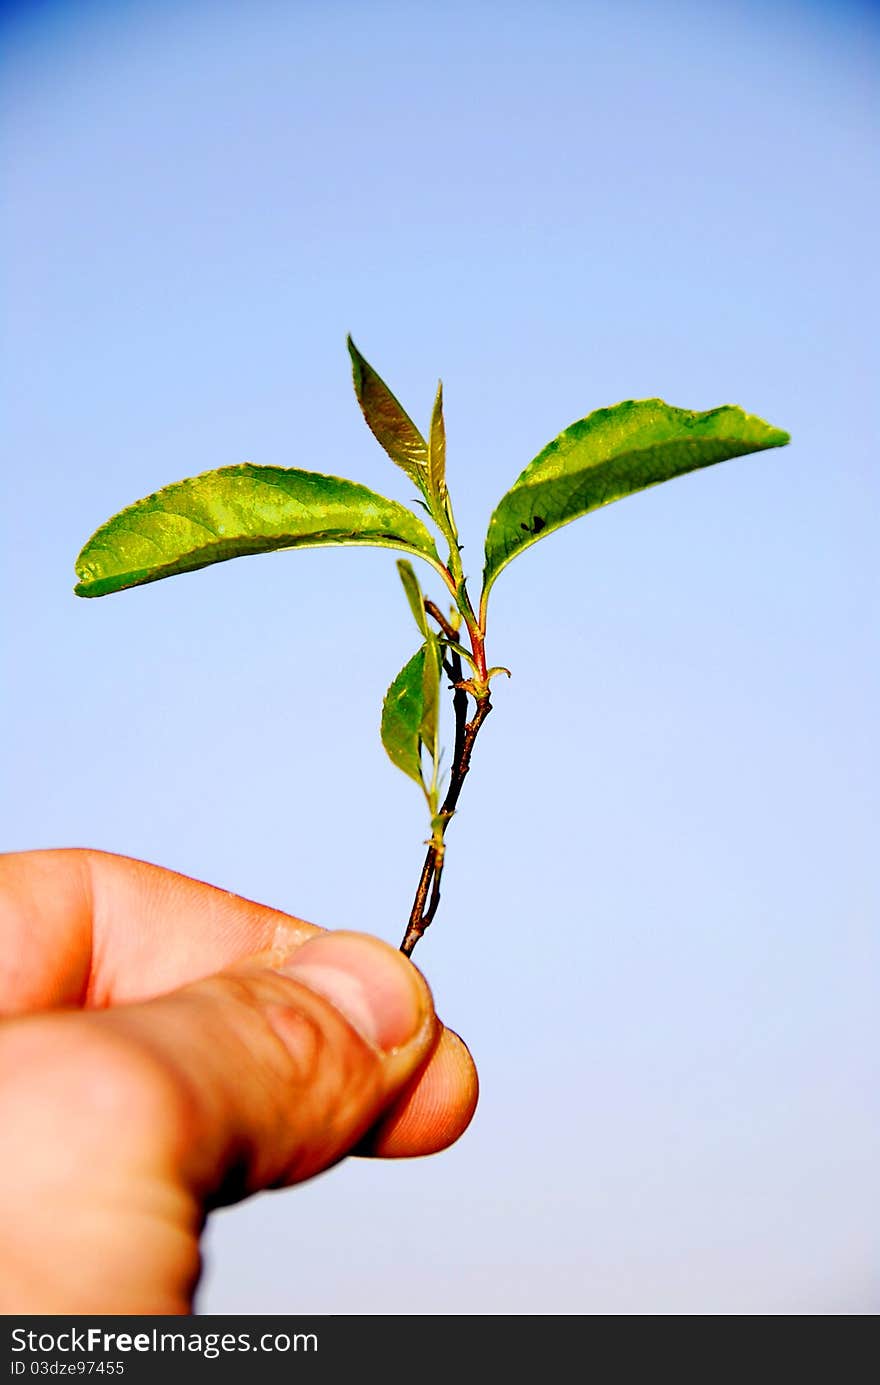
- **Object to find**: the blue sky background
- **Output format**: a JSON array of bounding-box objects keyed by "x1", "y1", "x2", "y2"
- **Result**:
[{"x1": 3, "y1": 0, "x2": 877, "y2": 1314}]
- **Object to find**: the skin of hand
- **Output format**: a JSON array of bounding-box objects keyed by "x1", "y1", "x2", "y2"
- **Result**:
[{"x1": 0, "y1": 849, "x2": 478, "y2": 1314}]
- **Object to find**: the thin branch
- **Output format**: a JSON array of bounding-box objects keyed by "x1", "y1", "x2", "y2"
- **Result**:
[
  {"x1": 446, "y1": 663, "x2": 469, "y2": 773},
  {"x1": 400, "y1": 687, "x2": 492, "y2": 956},
  {"x1": 426, "y1": 596, "x2": 470, "y2": 773},
  {"x1": 402, "y1": 839, "x2": 439, "y2": 953},
  {"x1": 424, "y1": 598, "x2": 459, "y2": 643},
  {"x1": 422, "y1": 858, "x2": 445, "y2": 927}
]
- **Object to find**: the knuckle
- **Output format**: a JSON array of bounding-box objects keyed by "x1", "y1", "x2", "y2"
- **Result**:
[{"x1": 262, "y1": 1001, "x2": 327, "y2": 1086}]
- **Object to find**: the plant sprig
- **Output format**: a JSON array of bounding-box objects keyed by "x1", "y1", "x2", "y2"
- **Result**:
[{"x1": 74, "y1": 340, "x2": 790, "y2": 955}]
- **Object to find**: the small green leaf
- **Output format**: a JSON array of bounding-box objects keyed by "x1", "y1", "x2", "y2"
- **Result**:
[
  {"x1": 380, "y1": 638, "x2": 443, "y2": 795},
  {"x1": 347, "y1": 336, "x2": 429, "y2": 489},
  {"x1": 428, "y1": 381, "x2": 447, "y2": 505},
  {"x1": 75, "y1": 464, "x2": 441, "y2": 597},
  {"x1": 482, "y1": 399, "x2": 790, "y2": 599},
  {"x1": 420, "y1": 633, "x2": 442, "y2": 761},
  {"x1": 381, "y1": 646, "x2": 429, "y2": 788},
  {"x1": 396, "y1": 559, "x2": 429, "y2": 637}
]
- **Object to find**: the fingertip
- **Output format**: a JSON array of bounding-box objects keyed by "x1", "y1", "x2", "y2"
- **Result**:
[{"x1": 360, "y1": 1025, "x2": 479, "y2": 1159}]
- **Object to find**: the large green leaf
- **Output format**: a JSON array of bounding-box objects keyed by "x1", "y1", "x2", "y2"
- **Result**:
[
  {"x1": 381, "y1": 646, "x2": 429, "y2": 788},
  {"x1": 482, "y1": 399, "x2": 790, "y2": 598},
  {"x1": 347, "y1": 336, "x2": 429, "y2": 491},
  {"x1": 74, "y1": 464, "x2": 441, "y2": 597}
]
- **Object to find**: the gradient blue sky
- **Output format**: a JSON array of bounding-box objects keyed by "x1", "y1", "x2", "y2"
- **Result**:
[{"x1": 3, "y1": 0, "x2": 877, "y2": 1314}]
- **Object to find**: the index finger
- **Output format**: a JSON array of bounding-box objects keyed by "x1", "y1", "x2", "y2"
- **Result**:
[{"x1": 0, "y1": 848, "x2": 318, "y2": 1012}]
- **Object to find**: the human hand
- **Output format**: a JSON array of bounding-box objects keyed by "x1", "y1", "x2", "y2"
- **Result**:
[{"x1": 0, "y1": 850, "x2": 478, "y2": 1314}]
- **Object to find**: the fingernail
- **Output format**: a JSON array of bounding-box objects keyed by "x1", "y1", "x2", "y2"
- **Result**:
[{"x1": 277, "y1": 933, "x2": 425, "y2": 1052}]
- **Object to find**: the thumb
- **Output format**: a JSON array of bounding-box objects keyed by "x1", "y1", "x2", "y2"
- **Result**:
[
  {"x1": 1, "y1": 932, "x2": 438, "y2": 1214},
  {"x1": 108, "y1": 929, "x2": 440, "y2": 1199}
]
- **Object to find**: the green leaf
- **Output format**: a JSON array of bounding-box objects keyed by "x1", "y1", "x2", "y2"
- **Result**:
[
  {"x1": 74, "y1": 464, "x2": 441, "y2": 597},
  {"x1": 420, "y1": 633, "x2": 442, "y2": 764},
  {"x1": 381, "y1": 645, "x2": 430, "y2": 788},
  {"x1": 380, "y1": 638, "x2": 443, "y2": 796},
  {"x1": 347, "y1": 336, "x2": 429, "y2": 490},
  {"x1": 428, "y1": 381, "x2": 447, "y2": 505},
  {"x1": 396, "y1": 559, "x2": 429, "y2": 637},
  {"x1": 482, "y1": 399, "x2": 790, "y2": 599}
]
